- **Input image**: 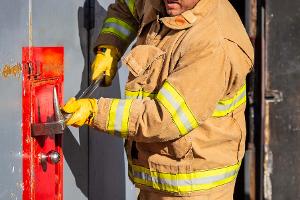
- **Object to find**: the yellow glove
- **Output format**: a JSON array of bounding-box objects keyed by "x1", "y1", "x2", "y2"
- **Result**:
[
  {"x1": 91, "y1": 45, "x2": 120, "y2": 86},
  {"x1": 62, "y1": 97, "x2": 98, "y2": 127}
]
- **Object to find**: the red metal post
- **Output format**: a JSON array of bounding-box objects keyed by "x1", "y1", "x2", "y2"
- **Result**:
[{"x1": 22, "y1": 47, "x2": 64, "y2": 200}]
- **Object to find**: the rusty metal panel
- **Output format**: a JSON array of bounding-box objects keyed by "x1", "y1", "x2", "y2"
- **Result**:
[
  {"x1": 264, "y1": 0, "x2": 300, "y2": 199},
  {"x1": 0, "y1": 1, "x2": 28, "y2": 199}
]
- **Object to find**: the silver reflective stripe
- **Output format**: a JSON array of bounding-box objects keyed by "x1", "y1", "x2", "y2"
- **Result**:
[
  {"x1": 114, "y1": 100, "x2": 126, "y2": 132},
  {"x1": 190, "y1": 170, "x2": 238, "y2": 185},
  {"x1": 103, "y1": 22, "x2": 131, "y2": 37},
  {"x1": 133, "y1": 171, "x2": 152, "y2": 183},
  {"x1": 160, "y1": 87, "x2": 193, "y2": 131},
  {"x1": 215, "y1": 89, "x2": 246, "y2": 111},
  {"x1": 132, "y1": 169, "x2": 238, "y2": 187},
  {"x1": 125, "y1": 94, "x2": 138, "y2": 99}
]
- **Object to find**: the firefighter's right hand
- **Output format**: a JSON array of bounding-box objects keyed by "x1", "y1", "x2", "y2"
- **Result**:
[
  {"x1": 61, "y1": 97, "x2": 98, "y2": 127},
  {"x1": 91, "y1": 45, "x2": 120, "y2": 86}
]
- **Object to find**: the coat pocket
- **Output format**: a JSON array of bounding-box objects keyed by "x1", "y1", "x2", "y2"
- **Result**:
[
  {"x1": 168, "y1": 134, "x2": 193, "y2": 160},
  {"x1": 137, "y1": 134, "x2": 193, "y2": 160},
  {"x1": 122, "y1": 45, "x2": 165, "y2": 77}
]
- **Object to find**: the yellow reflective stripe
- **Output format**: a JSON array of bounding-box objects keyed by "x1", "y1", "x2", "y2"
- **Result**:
[
  {"x1": 125, "y1": 90, "x2": 142, "y2": 99},
  {"x1": 156, "y1": 91, "x2": 189, "y2": 134},
  {"x1": 131, "y1": 161, "x2": 240, "y2": 180},
  {"x1": 128, "y1": 161, "x2": 241, "y2": 193},
  {"x1": 107, "y1": 99, "x2": 119, "y2": 135},
  {"x1": 101, "y1": 17, "x2": 136, "y2": 41},
  {"x1": 120, "y1": 100, "x2": 132, "y2": 137},
  {"x1": 124, "y1": 83, "x2": 246, "y2": 136},
  {"x1": 107, "y1": 99, "x2": 133, "y2": 137},
  {"x1": 125, "y1": 90, "x2": 156, "y2": 99},
  {"x1": 212, "y1": 84, "x2": 247, "y2": 117},
  {"x1": 163, "y1": 82, "x2": 198, "y2": 130},
  {"x1": 120, "y1": 0, "x2": 135, "y2": 16},
  {"x1": 125, "y1": 0, "x2": 135, "y2": 16},
  {"x1": 156, "y1": 81, "x2": 198, "y2": 135},
  {"x1": 132, "y1": 173, "x2": 238, "y2": 193},
  {"x1": 218, "y1": 84, "x2": 246, "y2": 105}
]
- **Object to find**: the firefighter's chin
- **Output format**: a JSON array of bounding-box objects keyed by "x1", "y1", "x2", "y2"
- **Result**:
[{"x1": 165, "y1": 2, "x2": 183, "y2": 16}]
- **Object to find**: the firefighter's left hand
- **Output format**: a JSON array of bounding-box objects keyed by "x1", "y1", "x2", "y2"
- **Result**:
[{"x1": 62, "y1": 97, "x2": 98, "y2": 127}]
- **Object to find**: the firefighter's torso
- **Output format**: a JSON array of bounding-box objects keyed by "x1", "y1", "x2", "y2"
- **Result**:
[{"x1": 118, "y1": 0, "x2": 253, "y2": 196}]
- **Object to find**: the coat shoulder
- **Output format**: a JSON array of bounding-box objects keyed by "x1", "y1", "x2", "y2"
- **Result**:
[
  {"x1": 215, "y1": 0, "x2": 254, "y2": 63},
  {"x1": 181, "y1": 0, "x2": 254, "y2": 63}
]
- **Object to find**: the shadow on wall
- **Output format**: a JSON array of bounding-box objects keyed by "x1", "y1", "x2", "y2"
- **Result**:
[
  {"x1": 88, "y1": 1, "x2": 127, "y2": 200},
  {"x1": 62, "y1": 0, "x2": 126, "y2": 199},
  {"x1": 61, "y1": 0, "x2": 90, "y2": 197}
]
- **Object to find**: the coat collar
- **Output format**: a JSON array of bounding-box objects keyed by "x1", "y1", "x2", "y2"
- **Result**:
[{"x1": 148, "y1": 0, "x2": 215, "y2": 30}]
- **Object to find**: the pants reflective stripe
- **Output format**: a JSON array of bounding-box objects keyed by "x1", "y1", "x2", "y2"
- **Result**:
[
  {"x1": 101, "y1": 18, "x2": 136, "y2": 41},
  {"x1": 156, "y1": 81, "x2": 198, "y2": 135},
  {"x1": 212, "y1": 84, "x2": 246, "y2": 117},
  {"x1": 128, "y1": 162, "x2": 241, "y2": 193},
  {"x1": 107, "y1": 99, "x2": 133, "y2": 137}
]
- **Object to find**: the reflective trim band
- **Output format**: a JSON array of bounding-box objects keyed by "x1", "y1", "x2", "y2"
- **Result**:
[
  {"x1": 156, "y1": 81, "x2": 198, "y2": 135},
  {"x1": 212, "y1": 84, "x2": 247, "y2": 117},
  {"x1": 128, "y1": 161, "x2": 241, "y2": 193},
  {"x1": 101, "y1": 18, "x2": 136, "y2": 41},
  {"x1": 107, "y1": 99, "x2": 133, "y2": 137},
  {"x1": 125, "y1": 90, "x2": 156, "y2": 99},
  {"x1": 124, "y1": 0, "x2": 136, "y2": 16}
]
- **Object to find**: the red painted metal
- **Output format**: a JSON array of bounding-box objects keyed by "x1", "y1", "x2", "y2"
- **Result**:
[{"x1": 22, "y1": 47, "x2": 64, "y2": 200}]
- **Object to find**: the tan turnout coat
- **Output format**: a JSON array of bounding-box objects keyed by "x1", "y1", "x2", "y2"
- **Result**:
[{"x1": 93, "y1": 0, "x2": 254, "y2": 199}]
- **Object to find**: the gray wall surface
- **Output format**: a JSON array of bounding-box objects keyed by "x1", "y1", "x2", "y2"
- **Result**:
[
  {"x1": 0, "y1": 1, "x2": 27, "y2": 199},
  {"x1": 32, "y1": 1, "x2": 89, "y2": 199},
  {"x1": 0, "y1": 0, "x2": 135, "y2": 199},
  {"x1": 32, "y1": 0, "x2": 136, "y2": 199}
]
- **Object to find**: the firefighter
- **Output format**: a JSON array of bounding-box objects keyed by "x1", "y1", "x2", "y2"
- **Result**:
[{"x1": 62, "y1": 0, "x2": 254, "y2": 199}]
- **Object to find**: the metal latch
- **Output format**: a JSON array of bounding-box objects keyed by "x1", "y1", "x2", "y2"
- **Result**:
[
  {"x1": 265, "y1": 89, "x2": 283, "y2": 103},
  {"x1": 31, "y1": 87, "x2": 65, "y2": 136},
  {"x1": 31, "y1": 75, "x2": 104, "y2": 136}
]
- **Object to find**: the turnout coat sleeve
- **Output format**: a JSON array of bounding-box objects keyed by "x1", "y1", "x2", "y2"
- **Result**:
[
  {"x1": 94, "y1": 0, "x2": 141, "y2": 55},
  {"x1": 92, "y1": 35, "x2": 241, "y2": 143}
]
